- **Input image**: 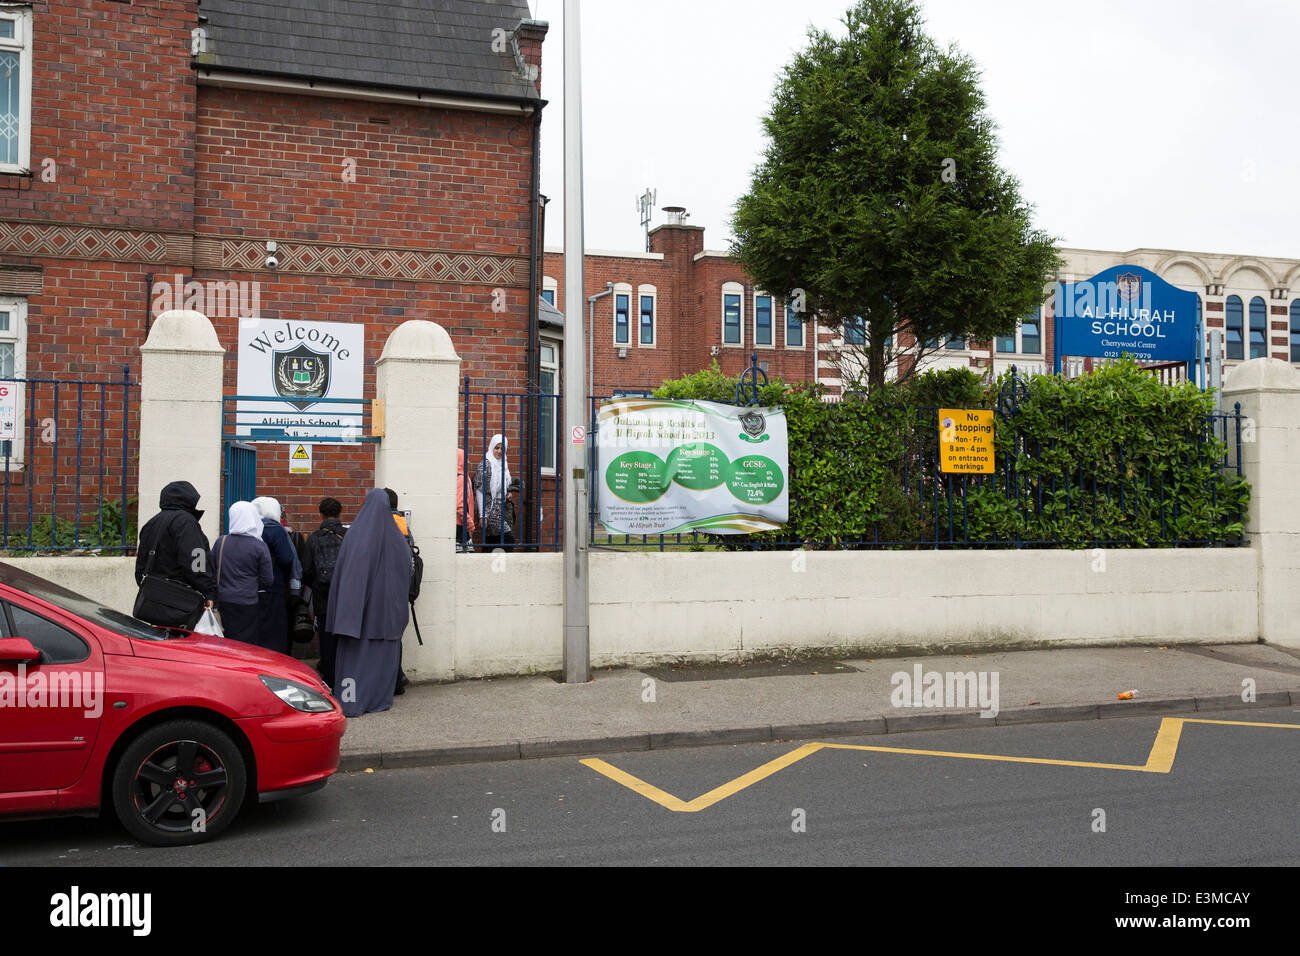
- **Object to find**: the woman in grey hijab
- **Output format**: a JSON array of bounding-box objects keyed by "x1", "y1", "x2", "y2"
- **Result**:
[
  {"x1": 213, "y1": 501, "x2": 273, "y2": 646},
  {"x1": 327, "y1": 488, "x2": 411, "y2": 716}
]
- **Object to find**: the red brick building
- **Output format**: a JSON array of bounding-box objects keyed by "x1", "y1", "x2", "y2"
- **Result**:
[
  {"x1": 0, "y1": 0, "x2": 547, "y2": 540},
  {"x1": 543, "y1": 218, "x2": 819, "y2": 397}
]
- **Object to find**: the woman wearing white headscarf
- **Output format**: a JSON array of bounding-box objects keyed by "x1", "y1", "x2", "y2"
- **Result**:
[
  {"x1": 251, "y1": 496, "x2": 300, "y2": 654},
  {"x1": 472, "y1": 434, "x2": 515, "y2": 548},
  {"x1": 212, "y1": 501, "x2": 273, "y2": 647}
]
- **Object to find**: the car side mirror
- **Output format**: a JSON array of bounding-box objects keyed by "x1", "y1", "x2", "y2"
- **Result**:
[{"x1": 0, "y1": 637, "x2": 40, "y2": 663}]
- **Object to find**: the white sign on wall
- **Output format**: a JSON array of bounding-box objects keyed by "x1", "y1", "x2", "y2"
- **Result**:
[
  {"x1": 235, "y1": 319, "x2": 365, "y2": 441},
  {"x1": 289, "y1": 442, "x2": 313, "y2": 474},
  {"x1": 0, "y1": 385, "x2": 16, "y2": 441}
]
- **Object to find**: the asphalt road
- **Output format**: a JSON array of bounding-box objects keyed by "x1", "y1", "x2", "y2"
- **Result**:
[{"x1": 3, "y1": 707, "x2": 1297, "y2": 866}]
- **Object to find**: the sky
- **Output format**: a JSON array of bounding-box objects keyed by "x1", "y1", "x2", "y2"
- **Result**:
[{"x1": 529, "y1": 0, "x2": 1300, "y2": 262}]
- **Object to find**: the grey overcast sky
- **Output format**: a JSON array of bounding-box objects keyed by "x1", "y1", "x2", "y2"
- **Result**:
[{"x1": 530, "y1": 0, "x2": 1300, "y2": 261}]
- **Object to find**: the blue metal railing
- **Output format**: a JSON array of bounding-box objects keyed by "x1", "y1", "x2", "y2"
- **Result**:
[
  {"x1": 221, "y1": 394, "x2": 380, "y2": 443},
  {"x1": 0, "y1": 367, "x2": 136, "y2": 554}
]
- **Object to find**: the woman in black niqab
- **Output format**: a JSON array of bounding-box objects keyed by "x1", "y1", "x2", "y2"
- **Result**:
[{"x1": 326, "y1": 488, "x2": 411, "y2": 717}]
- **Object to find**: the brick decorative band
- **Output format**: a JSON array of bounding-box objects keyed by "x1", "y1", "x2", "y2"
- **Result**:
[{"x1": 0, "y1": 219, "x2": 528, "y2": 287}]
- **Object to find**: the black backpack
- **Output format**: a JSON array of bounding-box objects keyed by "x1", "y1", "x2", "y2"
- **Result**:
[
  {"x1": 408, "y1": 542, "x2": 423, "y2": 603},
  {"x1": 312, "y1": 527, "x2": 346, "y2": 587}
]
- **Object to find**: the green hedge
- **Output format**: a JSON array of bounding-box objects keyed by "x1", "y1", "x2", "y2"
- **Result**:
[{"x1": 652, "y1": 360, "x2": 1248, "y2": 549}]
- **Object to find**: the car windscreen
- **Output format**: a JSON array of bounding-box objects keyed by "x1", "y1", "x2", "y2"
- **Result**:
[{"x1": 0, "y1": 562, "x2": 182, "y2": 641}]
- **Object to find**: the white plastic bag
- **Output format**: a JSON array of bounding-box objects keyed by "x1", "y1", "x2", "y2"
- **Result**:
[{"x1": 192, "y1": 607, "x2": 224, "y2": 638}]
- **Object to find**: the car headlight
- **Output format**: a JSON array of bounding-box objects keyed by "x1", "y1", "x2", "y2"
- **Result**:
[{"x1": 259, "y1": 675, "x2": 335, "y2": 713}]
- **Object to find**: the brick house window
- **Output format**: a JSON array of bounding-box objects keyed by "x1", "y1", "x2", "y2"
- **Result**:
[
  {"x1": 996, "y1": 330, "x2": 1016, "y2": 353},
  {"x1": 1225, "y1": 296, "x2": 1243, "y2": 361},
  {"x1": 944, "y1": 334, "x2": 965, "y2": 350},
  {"x1": 722, "y1": 282, "x2": 743, "y2": 346},
  {"x1": 0, "y1": 7, "x2": 32, "y2": 173},
  {"x1": 754, "y1": 294, "x2": 773, "y2": 347},
  {"x1": 785, "y1": 302, "x2": 803, "y2": 348},
  {"x1": 0, "y1": 297, "x2": 27, "y2": 465},
  {"x1": 613, "y1": 285, "x2": 631, "y2": 345},
  {"x1": 637, "y1": 284, "x2": 656, "y2": 347},
  {"x1": 539, "y1": 338, "x2": 559, "y2": 474},
  {"x1": 542, "y1": 275, "x2": 557, "y2": 307}
]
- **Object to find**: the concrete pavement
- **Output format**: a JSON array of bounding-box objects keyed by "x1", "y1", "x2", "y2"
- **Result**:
[{"x1": 336, "y1": 642, "x2": 1300, "y2": 771}]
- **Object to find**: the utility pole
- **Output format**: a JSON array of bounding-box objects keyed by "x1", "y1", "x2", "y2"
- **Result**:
[{"x1": 562, "y1": 0, "x2": 590, "y2": 683}]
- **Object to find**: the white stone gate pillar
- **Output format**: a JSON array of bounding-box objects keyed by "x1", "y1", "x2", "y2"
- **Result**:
[
  {"x1": 137, "y1": 310, "x2": 225, "y2": 544},
  {"x1": 373, "y1": 320, "x2": 461, "y2": 679},
  {"x1": 1222, "y1": 358, "x2": 1300, "y2": 649}
]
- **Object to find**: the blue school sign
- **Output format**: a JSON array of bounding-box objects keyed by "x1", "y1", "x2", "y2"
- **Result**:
[{"x1": 1054, "y1": 265, "x2": 1199, "y2": 365}]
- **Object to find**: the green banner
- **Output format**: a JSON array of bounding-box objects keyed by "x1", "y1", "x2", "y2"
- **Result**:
[{"x1": 596, "y1": 399, "x2": 789, "y2": 535}]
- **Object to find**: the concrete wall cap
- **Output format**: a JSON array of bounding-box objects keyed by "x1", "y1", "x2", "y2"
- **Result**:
[
  {"x1": 1221, "y1": 358, "x2": 1300, "y2": 394},
  {"x1": 140, "y1": 310, "x2": 223, "y2": 354},
  {"x1": 378, "y1": 320, "x2": 460, "y2": 364}
]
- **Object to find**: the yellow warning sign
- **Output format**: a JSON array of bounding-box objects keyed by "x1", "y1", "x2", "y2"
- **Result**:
[
  {"x1": 938, "y1": 409, "x2": 994, "y2": 474},
  {"x1": 289, "y1": 443, "x2": 312, "y2": 474}
]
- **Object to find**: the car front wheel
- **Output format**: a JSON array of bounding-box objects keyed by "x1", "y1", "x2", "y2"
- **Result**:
[{"x1": 111, "y1": 720, "x2": 248, "y2": 847}]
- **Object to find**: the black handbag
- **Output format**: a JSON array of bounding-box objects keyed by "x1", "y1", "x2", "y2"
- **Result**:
[{"x1": 134, "y1": 514, "x2": 207, "y2": 629}]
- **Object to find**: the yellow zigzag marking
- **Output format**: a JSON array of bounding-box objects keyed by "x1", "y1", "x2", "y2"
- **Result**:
[{"x1": 580, "y1": 717, "x2": 1299, "y2": 813}]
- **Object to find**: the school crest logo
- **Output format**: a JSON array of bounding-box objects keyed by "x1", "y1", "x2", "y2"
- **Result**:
[
  {"x1": 273, "y1": 343, "x2": 330, "y2": 410},
  {"x1": 1116, "y1": 272, "x2": 1142, "y2": 304},
  {"x1": 738, "y1": 410, "x2": 769, "y2": 443}
]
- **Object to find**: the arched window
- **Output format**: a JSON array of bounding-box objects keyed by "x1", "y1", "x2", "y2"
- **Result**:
[
  {"x1": 1290, "y1": 300, "x2": 1300, "y2": 363},
  {"x1": 1249, "y1": 296, "x2": 1267, "y2": 359},
  {"x1": 1225, "y1": 296, "x2": 1243, "y2": 360}
]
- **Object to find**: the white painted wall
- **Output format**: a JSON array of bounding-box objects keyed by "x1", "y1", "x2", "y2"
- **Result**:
[
  {"x1": 0, "y1": 557, "x2": 137, "y2": 613},
  {"x1": 440, "y1": 547, "x2": 1257, "y2": 680}
]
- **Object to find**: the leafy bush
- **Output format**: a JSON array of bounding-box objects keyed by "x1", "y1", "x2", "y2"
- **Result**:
[
  {"x1": 652, "y1": 359, "x2": 1247, "y2": 549},
  {"x1": 4, "y1": 495, "x2": 137, "y2": 554}
]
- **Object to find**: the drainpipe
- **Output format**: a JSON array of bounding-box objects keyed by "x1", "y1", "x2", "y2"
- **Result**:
[
  {"x1": 527, "y1": 103, "x2": 544, "y2": 549},
  {"x1": 588, "y1": 282, "x2": 613, "y2": 398}
]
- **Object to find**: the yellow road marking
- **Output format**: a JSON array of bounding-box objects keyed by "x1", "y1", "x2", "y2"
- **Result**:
[{"x1": 581, "y1": 716, "x2": 1299, "y2": 813}]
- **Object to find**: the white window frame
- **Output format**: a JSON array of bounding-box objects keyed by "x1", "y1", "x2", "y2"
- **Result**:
[
  {"x1": 636, "y1": 284, "x2": 657, "y2": 348},
  {"x1": 612, "y1": 282, "x2": 632, "y2": 348},
  {"x1": 783, "y1": 298, "x2": 805, "y2": 349},
  {"x1": 752, "y1": 291, "x2": 775, "y2": 350},
  {"x1": 542, "y1": 275, "x2": 558, "y2": 308},
  {"x1": 721, "y1": 281, "x2": 744, "y2": 348},
  {"x1": 538, "y1": 333, "x2": 561, "y2": 476},
  {"x1": 0, "y1": 6, "x2": 33, "y2": 175},
  {"x1": 0, "y1": 297, "x2": 27, "y2": 469}
]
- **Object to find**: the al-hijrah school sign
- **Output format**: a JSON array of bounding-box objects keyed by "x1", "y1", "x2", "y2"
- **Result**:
[
  {"x1": 1053, "y1": 264, "x2": 1199, "y2": 366},
  {"x1": 235, "y1": 319, "x2": 364, "y2": 440}
]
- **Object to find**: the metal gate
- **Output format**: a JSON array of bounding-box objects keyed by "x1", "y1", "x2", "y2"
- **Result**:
[{"x1": 221, "y1": 441, "x2": 256, "y2": 532}]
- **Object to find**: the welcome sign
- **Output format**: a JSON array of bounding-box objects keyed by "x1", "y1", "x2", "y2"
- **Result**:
[
  {"x1": 596, "y1": 398, "x2": 789, "y2": 535},
  {"x1": 235, "y1": 319, "x2": 365, "y2": 441},
  {"x1": 1054, "y1": 265, "x2": 1198, "y2": 363}
]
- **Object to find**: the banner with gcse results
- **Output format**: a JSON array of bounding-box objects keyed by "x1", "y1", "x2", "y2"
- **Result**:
[{"x1": 597, "y1": 398, "x2": 789, "y2": 535}]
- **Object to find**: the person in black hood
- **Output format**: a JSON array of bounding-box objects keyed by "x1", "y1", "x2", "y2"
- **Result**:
[{"x1": 135, "y1": 480, "x2": 217, "y2": 615}]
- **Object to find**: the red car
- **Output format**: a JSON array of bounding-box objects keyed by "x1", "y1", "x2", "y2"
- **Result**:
[{"x1": 0, "y1": 561, "x2": 345, "y2": 846}]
